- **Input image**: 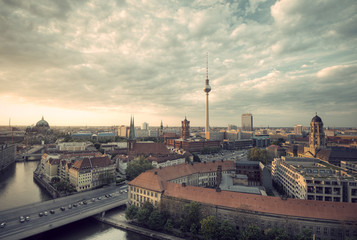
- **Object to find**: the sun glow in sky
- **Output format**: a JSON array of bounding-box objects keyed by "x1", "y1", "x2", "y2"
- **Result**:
[{"x1": 0, "y1": 0, "x2": 356, "y2": 127}]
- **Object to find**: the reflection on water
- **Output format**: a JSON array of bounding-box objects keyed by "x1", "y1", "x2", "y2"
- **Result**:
[
  {"x1": 0, "y1": 161, "x2": 51, "y2": 211},
  {"x1": 25, "y1": 217, "x2": 152, "y2": 240}
]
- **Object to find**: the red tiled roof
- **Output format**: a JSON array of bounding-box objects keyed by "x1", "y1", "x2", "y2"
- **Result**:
[
  {"x1": 129, "y1": 171, "x2": 166, "y2": 192},
  {"x1": 130, "y1": 142, "x2": 170, "y2": 155},
  {"x1": 71, "y1": 156, "x2": 112, "y2": 171},
  {"x1": 164, "y1": 183, "x2": 357, "y2": 222},
  {"x1": 129, "y1": 161, "x2": 235, "y2": 191}
]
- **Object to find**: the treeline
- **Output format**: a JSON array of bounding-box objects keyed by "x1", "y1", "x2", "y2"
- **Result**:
[{"x1": 125, "y1": 201, "x2": 314, "y2": 240}]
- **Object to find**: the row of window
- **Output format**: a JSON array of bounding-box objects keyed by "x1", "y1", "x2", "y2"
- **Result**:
[{"x1": 130, "y1": 186, "x2": 158, "y2": 198}]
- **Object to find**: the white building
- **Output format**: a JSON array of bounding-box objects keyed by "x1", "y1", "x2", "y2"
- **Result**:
[{"x1": 272, "y1": 156, "x2": 357, "y2": 203}]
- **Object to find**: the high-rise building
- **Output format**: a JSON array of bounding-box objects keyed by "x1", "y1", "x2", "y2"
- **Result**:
[
  {"x1": 294, "y1": 124, "x2": 303, "y2": 135},
  {"x1": 203, "y1": 53, "x2": 211, "y2": 139},
  {"x1": 142, "y1": 122, "x2": 149, "y2": 130},
  {"x1": 241, "y1": 113, "x2": 253, "y2": 131}
]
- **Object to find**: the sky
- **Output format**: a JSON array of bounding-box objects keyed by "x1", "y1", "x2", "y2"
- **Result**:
[{"x1": 0, "y1": 0, "x2": 356, "y2": 128}]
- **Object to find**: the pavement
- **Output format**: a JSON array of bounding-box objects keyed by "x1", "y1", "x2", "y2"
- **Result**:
[{"x1": 97, "y1": 209, "x2": 185, "y2": 240}]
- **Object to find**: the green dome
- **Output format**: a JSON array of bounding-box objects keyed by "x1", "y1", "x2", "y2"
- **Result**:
[{"x1": 36, "y1": 116, "x2": 50, "y2": 128}]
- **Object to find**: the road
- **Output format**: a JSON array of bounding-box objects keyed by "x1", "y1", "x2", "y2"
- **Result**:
[{"x1": 0, "y1": 184, "x2": 128, "y2": 240}]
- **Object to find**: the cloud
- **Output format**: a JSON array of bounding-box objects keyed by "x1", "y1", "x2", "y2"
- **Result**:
[{"x1": 0, "y1": 0, "x2": 356, "y2": 127}]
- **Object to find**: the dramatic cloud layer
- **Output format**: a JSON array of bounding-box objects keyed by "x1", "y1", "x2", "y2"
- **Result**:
[{"x1": 0, "y1": 0, "x2": 356, "y2": 127}]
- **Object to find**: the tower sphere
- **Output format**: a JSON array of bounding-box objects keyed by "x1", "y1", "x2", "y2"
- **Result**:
[{"x1": 204, "y1": 84, "x2": 211, "y2": 93}]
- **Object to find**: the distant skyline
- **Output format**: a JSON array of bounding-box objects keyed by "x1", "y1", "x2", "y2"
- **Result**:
[{"x1": 0, "y1": 0, "x2": 356, "y2": 128}]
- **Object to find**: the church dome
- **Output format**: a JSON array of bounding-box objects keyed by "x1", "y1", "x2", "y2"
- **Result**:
[
  {"x1": 311, "y1": 115, "x2": 322, "y2": 123},
  {"x1": 36, "y1": 117, "x2": 50, "y2": 128}
]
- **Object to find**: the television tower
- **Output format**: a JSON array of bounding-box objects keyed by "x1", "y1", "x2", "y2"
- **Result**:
[{"x1": 203, "y1": 52, "x2": 211, "y2": 140}]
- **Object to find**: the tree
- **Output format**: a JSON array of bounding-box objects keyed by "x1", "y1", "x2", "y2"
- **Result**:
[
  {"x1": 200, "y1": 216, "x2": 220, "y2": 240},
  {"x1": 219, "y1": 220, "x2": 238, "y2": 240},
  {"x1": 136, "y1": 201, "x2": 154, "y2": 225},
  {"x1": 295, "y1": 229, "x2": 313, "y2": 240},
  {"x1": 164, "y1": 218, "x2": 174, "y2": 233},
  {"x1": 126, "y1": 157, "x2": 154, "y2": 180},
  {"x1": 265, "y1": 228, "x2": 289, "y2": 240},
  {"x1": 183, "y1": 201, "x2": 202, "y2": 231},
  {"x1": 148, "y1": 209, "x2": 165, "y2": 230},
  {"x1": 240, "y1": 224, "x2": 264, "y2": 240},
  {"x1": 125, "y1": 205, "x2": 139, "y2": 220},
  {"x1": 248, "y1": 148, "x2": 271, "y2": 165}
]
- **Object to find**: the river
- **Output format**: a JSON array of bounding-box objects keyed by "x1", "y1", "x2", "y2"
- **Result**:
[{"x1": 0, "y1": 161, "x2": 151, "y2": 240}]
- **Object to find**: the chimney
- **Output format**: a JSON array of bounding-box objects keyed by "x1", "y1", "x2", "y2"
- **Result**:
[
  {"x1": 182, "y1": 183, "x2": 186, "y2": 187},
  {"x1": 154, "y1": 171, "x2": 158, "y2": 175}
]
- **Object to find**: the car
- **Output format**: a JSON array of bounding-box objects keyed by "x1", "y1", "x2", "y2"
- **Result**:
[
  {"x1": 19, "y1": 216, "x2": 25, "y2": 223},
  {"x1": 68, "y1": 204, "x2": 72, "y2": 209},
  {"x1": 50, "y1": 210, "x2": 55, "y2": 214},
  {"x1": 83, "y1": 200, "x2": 87, "y2": 205},
  {"x1": 79, "y1": 201, "x2": 83, "y2": 205},
  {"x1": 108, "y1": 193, "x2": 112, "y2": 197},
  {"x1": 39, "y1": 212, "x2": 43, "y2": 217},
  {"x1": 0, "y1": 222, "x2": 6, "y2": 228},
  {"x1": 105, "y1": 194, "x2": 109, "y2": 198},
  {"x1": 73, "y1": 203, "x2": 78, "y2": 207},
  {"x1": 44, "y1": 211, "x2": 48, "y2": 216},
  {"x1": 60, "y1": 207, "x2": 65, "y2": 211},
  {"x1": 91, "y1": 198, "x2": 95, "y2": 202},
  {"x1": 97, "y1": 197, "x2": 102, "y2": 200},
  {"x1": 124, "y1": 189, "x2": 127, "y2": 193},
  {"x1": 25, "y1": 216, "x2": 30, "y2": 221}
]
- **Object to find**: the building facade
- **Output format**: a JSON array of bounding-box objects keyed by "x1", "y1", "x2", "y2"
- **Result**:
[
  {"x1": 272, "y1": 156, "x2": 357, "y2": 203},
  {"x1": 0, "y1": 144, "x2": 16, "y2": 171},
  {"x1": 241, "y1": 113, "x2": 253, "y2": 131}
]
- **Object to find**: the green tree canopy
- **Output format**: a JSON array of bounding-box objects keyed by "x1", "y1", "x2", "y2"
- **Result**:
[
  {"x1": 183, "y1": 201, "x2": 202, "y2": 231},
  {"x1": 125, "y1": 205, "x2": 139, "y2": 220},
  {"x1": 248, "y1": 147, "x2": 271, "y2": 165},
  {"x1": 126, "y1": 156, "x2": 154, "y2": 180},
  {"x1": 219, "y1": 220, "x2": 238, "y2": 240},
  {"x1": 295, "y1": 229, "x2": 313, "y2": 240},
  {"x1": 200, "y1": 216, "x2": 220, "y2": 240},
  {"x1": 265, "y1": 228, "x2": 289, "y2": 240},
  {"x1": 136, "y1": 201, "x2": 154, "y2": 225},
  {"x1": 240, "y1": 224, "x2": 264, "y2": 240},
  {"x1": 148, "y1": 209, "x2": 165, "y2": 230}
]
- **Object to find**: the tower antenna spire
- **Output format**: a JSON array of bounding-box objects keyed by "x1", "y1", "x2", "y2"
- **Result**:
[{"x1": 206, "y1": 52, "x2": 208, "y2": 80}]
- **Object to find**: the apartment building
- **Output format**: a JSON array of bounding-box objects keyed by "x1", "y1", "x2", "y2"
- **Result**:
[{"x1": 272, "y1": 156, "x2": 357, "y2": 203}]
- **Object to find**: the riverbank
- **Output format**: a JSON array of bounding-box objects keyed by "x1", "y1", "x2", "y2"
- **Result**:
[{"x1": 95, "y1": 208, "x2": 184, "y2": 240}]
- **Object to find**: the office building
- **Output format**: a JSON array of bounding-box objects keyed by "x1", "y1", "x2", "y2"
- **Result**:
[
  {"x1": 241, "y1": 113, "x2": 253, "y2": 131},
  {"x1": 272, "y1": 156, "x2": 357, "y2": 203}
]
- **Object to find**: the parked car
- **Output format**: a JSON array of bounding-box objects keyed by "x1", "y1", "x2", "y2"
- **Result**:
[
  {"x1": 19, "y1": 216, "x2": 25, "y2": 223},
  {"x1": 68, "y1": 204, "x2": 72, "y2": 209},
  {"x1": 60, "y1": 207, "x2": 65, "y2": 211},
  {"x1": 25, "y1": 216, "x2": 30, "y2": 221},
  {"x1": 50, "y1": 210, "x2": 55, "y2": 214},
  {"x1": 91, "y1": 198, "x2": 95, "y2": 202},
  {"x1": 0, "y1": 222, "x2": 6, "y2": 228},
  {"x1": 44, "y1": 211, "x2": 48, "y2": 216},
  {"x1": 39, "y1": 212, "x2": 43, "y2": 217}
]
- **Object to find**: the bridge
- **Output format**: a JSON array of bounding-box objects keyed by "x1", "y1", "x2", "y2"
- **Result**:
[
  {"x1": 0, "y1": 185, "x2": 128, "y2": 240},
  {"x1": 17, "y1": 145, "x2": 45, "y2": 161}
]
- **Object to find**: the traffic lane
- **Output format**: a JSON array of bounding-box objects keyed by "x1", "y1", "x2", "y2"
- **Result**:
[
  {"x1": 0, "y1": 193, "x2": 128, "y2": 239},
  {"x1": 0, "y1": 184, "x2": 128, "y2": 218},
  {"x1": 0, "y1": 186, "x2": 128, "y2": 228}
]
